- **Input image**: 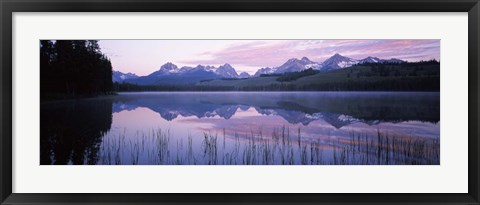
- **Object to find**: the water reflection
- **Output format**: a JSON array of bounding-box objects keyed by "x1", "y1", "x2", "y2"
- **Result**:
[
  {"x1": 40, "y1": 98, "x2": 113, "y2": 165},
  {"x1": 112, "y1": 92, "x2": 439, "y2": 128},
  {"x1": 41, "y1": 92, "x2": 440, "y2": 165}
]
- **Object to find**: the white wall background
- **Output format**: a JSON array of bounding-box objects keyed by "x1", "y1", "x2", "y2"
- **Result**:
[{"x1": 12, "y1": 12, "x2": 468, "y2": 193}]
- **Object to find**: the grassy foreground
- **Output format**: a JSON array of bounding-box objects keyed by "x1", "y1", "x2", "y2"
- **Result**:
[{"x1": 97, "y1": 127, "x2": 440, "y2": 165}]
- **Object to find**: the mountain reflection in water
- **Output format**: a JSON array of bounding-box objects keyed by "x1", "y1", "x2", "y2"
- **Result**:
[{"x1": 41, "y1": 92, "x2": 440, "y2": 165}]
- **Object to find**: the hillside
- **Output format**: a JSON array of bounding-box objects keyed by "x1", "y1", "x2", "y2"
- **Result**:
[{"x1": 196, "y1": 61, "x2": 439, "y2": 91}]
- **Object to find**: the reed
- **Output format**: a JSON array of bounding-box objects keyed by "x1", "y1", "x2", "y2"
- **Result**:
[{"x1": 97, "y1": 127, "x2": 440, "y2": 165}]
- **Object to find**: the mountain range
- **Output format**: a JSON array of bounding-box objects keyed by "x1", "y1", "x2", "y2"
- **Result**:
[
  {"x1": 112, "y1": 71, "x2": 139, "y2": 83},
  {"x1": 113, "y1": 53, "x2": 406, "y2": 85}
]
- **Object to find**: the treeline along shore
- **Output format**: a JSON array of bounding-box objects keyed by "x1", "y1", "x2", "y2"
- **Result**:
[
  {"x1": 113, "y1": 60, "x2": 440, "y2": 92},
  {"x1": 41, "y1": 40, "x2": 113, "y2": 101}
]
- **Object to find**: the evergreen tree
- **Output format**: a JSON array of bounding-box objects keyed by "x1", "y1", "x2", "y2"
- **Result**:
[{"x1": 40, "y1": 40, "x2": 113, "y2": 100}]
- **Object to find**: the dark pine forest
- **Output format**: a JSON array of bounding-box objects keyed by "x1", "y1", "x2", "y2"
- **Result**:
[{"x1": 40, "y1": 40, "x2": 113, "y2": 101}]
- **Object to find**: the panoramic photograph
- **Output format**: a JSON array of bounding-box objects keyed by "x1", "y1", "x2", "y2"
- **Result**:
[{"x1": 40, "y1": 39, "x2": 440, "y2": 165}]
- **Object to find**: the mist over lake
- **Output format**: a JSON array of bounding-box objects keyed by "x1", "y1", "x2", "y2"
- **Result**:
[{"x1": 41, "y1": 92, "x2": 440, "y2": 165}]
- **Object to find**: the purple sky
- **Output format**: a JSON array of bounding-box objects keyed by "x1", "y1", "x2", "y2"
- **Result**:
[{"x1": 99, "y1": 40, "x2": 440, "y2": 76}]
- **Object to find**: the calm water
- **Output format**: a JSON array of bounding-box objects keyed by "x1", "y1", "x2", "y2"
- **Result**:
[{"x1": 40, "y1": 92, "x2": 440, "y2": 165}]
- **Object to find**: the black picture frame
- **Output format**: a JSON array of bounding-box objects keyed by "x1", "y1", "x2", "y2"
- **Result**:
[{"x1": 1, "y1": 0, "x2": 479, "y2": 204}]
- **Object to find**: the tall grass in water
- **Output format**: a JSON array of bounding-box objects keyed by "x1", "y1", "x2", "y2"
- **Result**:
[
  {"x1": 98, "y1": 127, "x2": 440, "y2": 165},
  {"x1": 202, "y1": 134, "x2": 218, "y2": 165}
]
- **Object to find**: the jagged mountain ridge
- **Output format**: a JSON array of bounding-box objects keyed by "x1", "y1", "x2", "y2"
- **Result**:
[
  {"x1": 259, "y1": 54, "x2": 406, "y2": 74},
  {"x1": 116, "y1": 54, "x2": 407, "y2": 85},
  {"x1": 112, "y1": 71, "x2": 139, "y2": 82}
]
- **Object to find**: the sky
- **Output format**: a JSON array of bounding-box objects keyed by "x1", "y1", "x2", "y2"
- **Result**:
[{"x1": 98, "y1": 40, "x2": 440, "y2": 76}]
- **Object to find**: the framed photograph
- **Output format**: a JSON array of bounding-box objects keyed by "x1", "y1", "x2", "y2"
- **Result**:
[{"x1": 1, "y1": 0, "x2": 479, "y2": 204}]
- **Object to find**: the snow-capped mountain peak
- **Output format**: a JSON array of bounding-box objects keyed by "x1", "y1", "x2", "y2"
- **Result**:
[
  {"x1": 112, "y1": 70, "x2": 139, "y2": 82},
  {"x1": 184, "y1": 64, "x2": 214, "y2": 74},
  {"x1": 358, "y1": 56, "x2": 406, "y2": 64},
  {"x1": 285, "y1": 57, "x2": 315, "y2": 64},
  {"x1": 274, "y1": 57, "x2": 321, "y2": 74},
  {"x1": 145, "y1": 62, "x2": 245, "y2": 79},
  {"x1": 286, "y1": 58, "x2": 297, "y2": 63},
  {"x1": 193, "y1": 64, "x2": 205, "y2": 70},
  {"x1": 254, "y1": 67, "x2": 276, "y2": 77},
  {"x1": 179, "y1": 66, "x2": 194, "y2": 73},
  {"x1": 216, "y1": 63, "x2": 239, "y2": 78},
  {"x1": 239, "y1": 72, "x2": 251, "y2": 78},
  {"x1": 331, "y1": 53, "x2": 353, "y2": 61},
  {"x1": 320, "y1": 53, "x2": 358, "y2": 71},
  {"x1": 158, "y1": 62, "x2": 179, "y2": 74},
  {"x1": 385, "y1": 58, "x2": 405, "y2": 63},
  {"x1": 359, "y1": 56, "x2": 381, "y2": 63},
  {"x1": 301, "y1": 57, "x2": 311, "y2": 62}
]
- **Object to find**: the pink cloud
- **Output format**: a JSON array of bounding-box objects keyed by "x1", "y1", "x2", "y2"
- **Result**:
[{"x1": 179, "y1": 40, "x2": 440, "y2": 69}]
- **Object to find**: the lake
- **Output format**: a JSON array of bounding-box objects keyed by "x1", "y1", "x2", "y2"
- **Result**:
[{"x1": 40, "y1": 92, "x2": 440, "y2": 165}]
